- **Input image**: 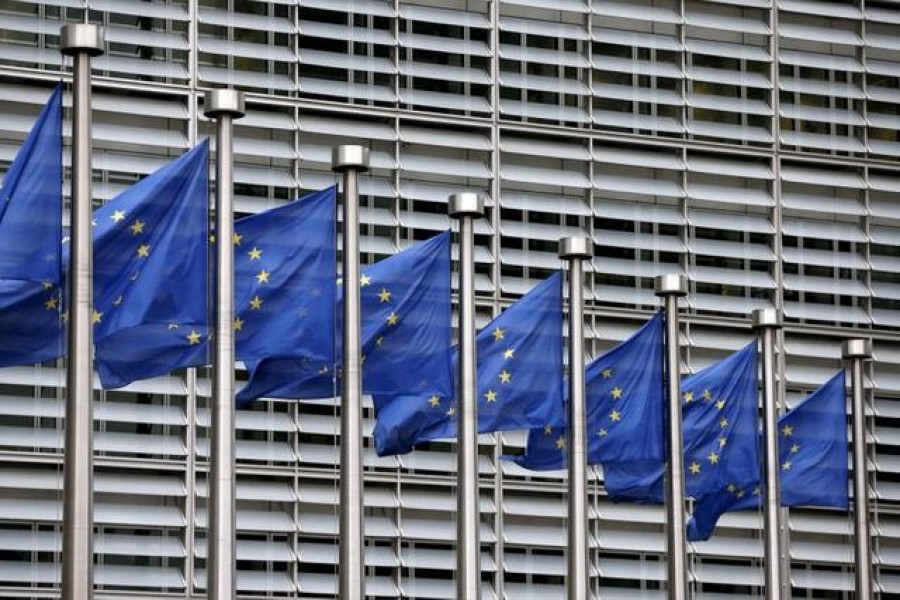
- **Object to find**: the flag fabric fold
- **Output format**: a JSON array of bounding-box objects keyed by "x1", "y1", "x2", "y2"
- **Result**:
[
  {"x1": 0, "y1": 84, "x2": 64, "y2": 367},
  {"x1": 510, "y1": 312, "x2": 664, "y2": 476},
  {"x1": 688, "y1": 370, "x2": 848, "y2": 541},
  {"x1": 236, "y1": 231, "x2": 452, "y2": 407},
  {"x1": 374, "y1": 271, "x2": 564, "y2": 456}
]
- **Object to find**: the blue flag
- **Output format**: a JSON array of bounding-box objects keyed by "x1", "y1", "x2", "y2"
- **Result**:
[
  {"x1": 374, "y1": 271, "x2": 564, "y2": 456},
  {"x1": 688, "y1": 370, "x2": 848, "y2": 541},
  {"x1": 0, "y1": 84, "x2": 64, "y2": 367},
  {"x1": 92, "y1": 142, "x2": 210, "y2": 388},
  {"x1": 601, "y1": 341, "x2": 760, "y2": 504},
  {"x1": 236, "y1": 231, "x2": 452, "y2": 407},
  {"x1": 510, "y1": 312, "x2": 664, "y2": 476}
]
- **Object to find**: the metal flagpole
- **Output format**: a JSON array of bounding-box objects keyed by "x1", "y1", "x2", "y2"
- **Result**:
[
  {"x1": 751, "y1": 308, "x2": 787, "y2": 599},
  {"x1": 843, "y1": 338, "x2": 873, "y2": 599},
  {"x1": 448, "y1": 192, "x2": 484, "y2": 600},
  {"x1": 655, "y1": 274, "x2": 688, "y2": 600},
  {"x1": 204, "y1": 89, "x2": 245, "y2": 600},
  {"x1": 59, "y1": 23, "x2": 104, "y2": 600},
  {"x1": 559, "y1": 237, "x2": 592, "y2": 600},
  {"x1": 332, "y1": 145, "x2": 370, "y2": 600}
]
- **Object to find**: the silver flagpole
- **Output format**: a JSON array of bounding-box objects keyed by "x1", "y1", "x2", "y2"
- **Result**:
[
  {"x1": 751, "y1": 308, "x2": 787, "y2": 599},
  {"x1": 59, "y1": 24, "x2": 103, "y2": 600},
  {"x1": 559, "y1": 237, "x2": 592, "y2": 600},
  {"x1": 448, "y1": 192, "x2": 484, "y2": 600},
  {"x1": 655, "y1": 274, "x2": 688, "y2": 600},
  {"x1": 332, "y1": 145, "x2": 370, "y2": 600},
  {"x1": 843, "y1": 338, "x2": 873, "y2": 599},
  {"x1": 204, "y1": 89, "x2": 244, "y2": 600}
]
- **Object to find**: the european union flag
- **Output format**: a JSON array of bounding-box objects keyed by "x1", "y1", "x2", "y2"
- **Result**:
[
  {"x1": 236, "y1": 231, "x2": 452, "y2": 407},
  {"x1": 0, "y1": 84, "x2": 64, "y2": 367},
  {"x1": 93, "y1": 142, "x2": 210, "y2": 388},
  {"x1": 510, "y1": 312, "x2": 664, "y2": 478},
  {"x1": 374, "y1": 271, "x2": 564, "y2": 456},
  {"x1": 688, "y1": 370, "x2": 848, "y2": 541}
]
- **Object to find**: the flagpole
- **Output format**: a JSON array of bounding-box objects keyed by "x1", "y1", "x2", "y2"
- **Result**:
[
  {"x1": 204, "y1": 89, "x2": 245, "y2": 600},
  {"x1": 655, "y1": 274, "x2": 688, "y2": 600},
  {"x1": 751, "y1": 308, "x2": 787, "y2": 599},
  {"x1": 842, "y1": 338, "x2": 873, "y2": 599},
  {"x1": 448, "y1": 192, "x2": 484, "y2": 600},
  {"x1": 59, "y1": 24, "x2": 103, "y2": 600},
  {"x1": 332, "y1": 145, "x2": 370, "y2": 600},
  {"x1": 559, "y1": 237, "x2": 592, "y2": 600}
]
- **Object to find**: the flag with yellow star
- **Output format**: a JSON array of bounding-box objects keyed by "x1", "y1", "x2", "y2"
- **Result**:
[
  {"x1": 0, "y1": 83, "x2": 64, "y2": 367},
  {"x1": 236, "y1": 230, "x2": 452, "y2": 406},
  {"x1": 687, "y1": 369, "x2": 848, "y2": 541},
  {"x1": 90, "y1": 141, "x2": 209, "y2": 388},
  {"x1": 511, "y1": 312, "x2": 664, "y2": 476},
  {"x1": 373, "y1": 271, "x2": 564, "y2": 456}
]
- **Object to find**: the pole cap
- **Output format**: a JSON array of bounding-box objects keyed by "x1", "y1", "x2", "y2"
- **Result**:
[
  {"x1": 332, "y1": 145, "x2": 370, "y2": 173},
  {"x1": 448, "y1": 192, "x2": 484, "y2": 219},
  {"x1": 558, "y1": 236, "x2": 592, "y2": 260},
  {"x1": 60, "y1": 23, "x2": 105, "y2": 57},
  {"x1": 203, "y1": 89, "x2": 245, "y2": 119},
  {"x1": 842, "y1": 339, "x2": 873, "y2": 360},
  {"x1": 654, "y1": 273, "x2": 687, "y2": 297},
  {"x1": 751, "y1": 308, "x2": 782, "y2": 330}
]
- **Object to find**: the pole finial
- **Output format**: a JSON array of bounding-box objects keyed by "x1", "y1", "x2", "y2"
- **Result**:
[
  {"x1": 842, "y1": 339, "x2": 873, "y2": 360},
  {"x1": 448, "y1": 192, "x2": 484, "y2": 219},
  {"x1": 654, "y1": 273, "x2": 687, "y2": 297},
  {"x1": 751, "y1": 307, "x2": 782, "y2": 330},
  {"x1": 203, "y1": 89, "x2": 245, "y2": 119},
  {"x1": 332, "y1": 145, "x2": 370, "y2": 173},
  {"x1": 558, "y1": 236, "x2": 592, "y2": 260},
  {"x1": 60, "y1": 23, "x2": 105, "y2": 57}
]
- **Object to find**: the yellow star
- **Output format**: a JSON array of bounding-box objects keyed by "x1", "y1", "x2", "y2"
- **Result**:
[
  {"x1": 43, "y1": 281, "x2": 53, "y2": 290},
  {"x1": 361, "y1": 354, "x2": 367, "y2": 365},
  {"x1": 386, "y1": 312, "x2": 399, "y2": 326},
  {"x1": 727, "y1": 484, "x2": 737, "y2": 493},
  {"x1": 499, "y1": 370, "x2": 512, "y2": 384},
  {"x1": 249, "y1": 296, "x2": 263, "y2": 310},
  {"x1": 715, "y1": 400, "x2": 726, "y2": 410},
  {"x1": 491, "y1": 327, "x2": 505, "y2": 342},
  {"x1": 446, "y1": 405, "x2": 456, "y2": 418},
  {"x1": 719, "y1": 417, "x2": 729, "y2": 428},
  {"x1": 597, "y1": 428, "x2": 608, "y2": 437},
  {"x1": 610, "y1": 410, "x2": 622, "y2": 422},
  {"x1": 683, "y1": 391, "x2": 694, "y2": 403},
  {"x1": 129, "y1": 220, "x2": 145, "y2": 235},
  {"x1": 233, "y1": 317, "x2": 244, "y2": 331},
  {"x1": 736, "y1": 489, "x2": 745, "y2": 499},
  {"x1": 168, "y1": 323, "x2": 179, "y2": 330},
  {"x1": 428, "y1": 395, "x2": 441, "y2": 408},
  {"x1": 781, "y1": 425, "x2": 794, "y2": 437},
  {"x1": 689, "y1": 462, "x2": 701, "y2": 475},
  {"x1": 186, "y1": 330, "x2": 202, "y2": 345},
  {"x1": 503, "y1": 348, "x2": 515, "y2": 360},
  {"x1": 113, "y1": 295, "x2": 123, "y2": 306},
  {"x1": 752, "y1": 486, "x2": 761, "y2": 496},
  {"x1": 248, "y1": 247, "x2": 262, "y2": 260},
  {"x1": 543, "y1": 425, "x2": 553, "y2": 435},
  {"x1": 375, "y1": 335, "x2": 385, "y2": 347},
  {"x1": 484, "y1": 389, "x2": 497, "y2": 403},
  {"x1": 232, "y1": 232, "x2": 242, "y2": 246},
  {"x1": 44, "y1": 296, "x2": 58, "y2": 310},
  {"x1": 555, "y1": 436, "x2": 566, "y2": 450},
  {"x1": 718, "y1": 436, "x2": 728, "y2": 448},
  {"x1": 790, "y1": 443, "x2": 800, "y2": 454},
  {"x1": 137, "y1": 244, "x2": 150, "y2": 258},
  {"x1": 707, "y1": 452, "x2": 720, "y2": 465},
  {"x1": 91, "y1": 309, "x2": 102, "y2": 324},
  {"x1": 703, "y1": 389, "x2": 713, "y2": 401},
  {"x1": 611, "y1": 386, "x2": 623, "y2": 399},
  {"x1": 360, "y1": 274, "x2": 371, "y2": 287},
  {"x1": 256, "y1": 270, "x2": 270, "y2": 284},
  {"x1": 111, "y1": 209, "x2": 125, "y2": 223},
  {"x1": 782, "y1": 460, "x2": 792, "y2": 471},
  {"x1": 601, "y1": 368, "x2": 613, "y2": 379},
  {"x1": 378, "y1": 287, "x2": 392, "y2": 303}
]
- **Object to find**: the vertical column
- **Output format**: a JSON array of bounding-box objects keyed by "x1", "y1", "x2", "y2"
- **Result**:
[
  {"x1": 204, "y1": 89, "x2": 245, "y2": 600},
  {"x1": 843, "y1": 338, "x2": 873, "y2": 599},
  {"x1": 448, "y1": 192, "x2": 485, "y2": 600},
  {"x1": 559, "y1": 237, "x2": 592, "y2": 600},
  {"x1": 752, "y1": 308, "x2": 787, "y2": 599},
  {"x1": 654, "y1": 274, "x2": 688, "y2": 600},
  {"x1": 59, "y1": 23, "x2": 104, "y2": 600},
  {"x1": 332, "y1": 145, "x2": 370, "y2": 600}
]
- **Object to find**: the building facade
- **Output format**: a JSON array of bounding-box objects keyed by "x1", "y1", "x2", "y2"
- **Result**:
[{"x1": 0, "y1": 0, "x2": 899, "y2": 597}]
